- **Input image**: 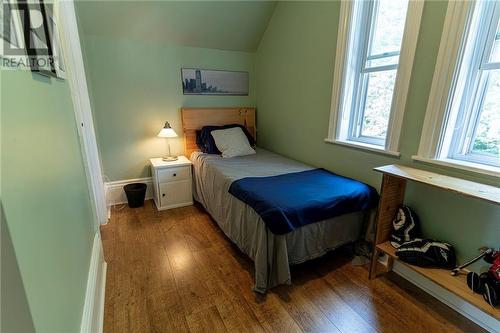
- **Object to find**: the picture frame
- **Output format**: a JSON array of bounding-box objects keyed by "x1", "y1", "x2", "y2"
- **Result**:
[
  {"x1": 16, "y1": 0, "x2": 55, "y2": 76},
  {"x1": 181, "y1": 68, "x2": 249, "y2": 96},
  {"x1": 15, "y1": 0, "x2": 60, "y2": 77},
  {"x1": 43, "y1": 1, "x2": 65, "y2": 79},
  {"x1": 0, "y1": 0, "x2": 26, "y2": 62}
]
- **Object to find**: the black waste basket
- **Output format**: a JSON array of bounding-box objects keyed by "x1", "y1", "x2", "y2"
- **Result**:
[{"x1": 124, "y1": 183, "x2": 147, "y2": 208}]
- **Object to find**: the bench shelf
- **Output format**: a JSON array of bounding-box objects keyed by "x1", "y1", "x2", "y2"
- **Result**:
[
  {"x1": 375, "y1": 241, "x2": 499, "y2": 320},
  {"x1": 369, "y1": 164, "x2": 500, "y2": 321}
]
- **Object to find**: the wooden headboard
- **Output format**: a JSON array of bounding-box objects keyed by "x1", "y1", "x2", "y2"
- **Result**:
[{"x1": 181, "y1": 107, "x2": 256, "y2": 157}]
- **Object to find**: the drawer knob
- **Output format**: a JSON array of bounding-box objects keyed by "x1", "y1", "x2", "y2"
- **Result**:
[
  {"x1": 173, "y1": 173, "x2": 177, "y2": 177},
  {"x1": 162, "y1": 193, "x2": 165, "y2": 197}
]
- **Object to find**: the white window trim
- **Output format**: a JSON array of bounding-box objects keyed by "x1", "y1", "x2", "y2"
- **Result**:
[
  {"x1": 327, "y1": 0, "x2": 424, "y2": 156},
  {"x1": 412, "y1": 155, "x2": 500, "y2": 178},
  {"x1": 415, "y1": 0, "x2": 500, "y2": 177},
  {"x1": 324, "y1": 138, "x2": 401, "y2": 157}
]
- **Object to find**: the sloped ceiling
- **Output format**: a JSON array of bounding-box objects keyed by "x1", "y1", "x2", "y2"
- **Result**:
[{"x1": 75, "y1": 1, "x2": 277, "y2": 52}]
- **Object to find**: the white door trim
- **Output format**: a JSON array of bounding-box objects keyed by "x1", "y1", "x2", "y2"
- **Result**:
[
  {"x1": 80, "y1": 231, "x2": 107, "y2": 333},
  {"x1": 57, "y1": 0, "x2": 107, "y2": 227}
]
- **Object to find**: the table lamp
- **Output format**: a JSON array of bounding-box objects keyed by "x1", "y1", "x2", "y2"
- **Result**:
[{"x1": 158, "y1": 121, "x2": 178, "y2": 161}]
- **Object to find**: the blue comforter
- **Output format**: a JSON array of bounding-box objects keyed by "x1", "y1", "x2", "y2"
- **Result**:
[{"x1": 228, "y1": 169, "x2": 378, "y2": 235}]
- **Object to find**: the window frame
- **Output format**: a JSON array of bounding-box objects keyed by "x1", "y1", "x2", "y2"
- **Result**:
[
  {"x1": 349, "y1": 0, "x2": 400, "y2": 146},
  {"x1": 448, "y1": 3, "x2": 500, "y2": 167},
  {"x1": 326, "y1": 0, "x2": 424, "y2": 156},
  {"x1": 416, "y1": 0, "x2": 500, "y2": 176}
]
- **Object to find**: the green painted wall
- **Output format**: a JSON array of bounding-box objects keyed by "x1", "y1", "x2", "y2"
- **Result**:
[
  {"x1": 1, "y1": 70, "x2": 95, "y2": 332},
  {"x1": 81, "y1": 35, "x2": 256, "y2": 181},
  {"x1": 256, "y1": 1, "x2": 499, "y2": 266}
]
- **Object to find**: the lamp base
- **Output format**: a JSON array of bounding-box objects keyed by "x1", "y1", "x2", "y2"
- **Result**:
[{"x1": 162, "y1": 156, "x2": 178, "y2": 162}]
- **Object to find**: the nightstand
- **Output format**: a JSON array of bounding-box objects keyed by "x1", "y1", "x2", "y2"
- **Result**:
[{"x1": 150, "y1": 156, "x2": 193, "y2": 211}]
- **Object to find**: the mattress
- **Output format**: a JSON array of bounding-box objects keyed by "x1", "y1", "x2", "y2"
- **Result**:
[{"x1": 191, "y1": 148, "x2": 369, "y2": 293}]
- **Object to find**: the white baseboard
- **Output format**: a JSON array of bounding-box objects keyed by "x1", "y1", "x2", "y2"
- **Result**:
[
  {"x1": 393, "y1": 261, "x2": 499, "y2": 333},
  {"x1": 81, "y1": 231, "x2": 107, "y2": 333},
  {"x1": 104, "y1": 177, "x2": 153, "y2": 206}
]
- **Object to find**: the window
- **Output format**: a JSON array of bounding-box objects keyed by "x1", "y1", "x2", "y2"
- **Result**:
[
  {"x1": 416, "y1": 1, "x2": 500, "y2": 174},
  {"x1": 327, "y1": 0, "x2": 423, "y2": 155}
]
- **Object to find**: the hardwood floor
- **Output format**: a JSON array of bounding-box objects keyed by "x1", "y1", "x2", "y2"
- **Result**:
[{"x1": 101, "y1": 200, "x2": 485, "y2": 333}]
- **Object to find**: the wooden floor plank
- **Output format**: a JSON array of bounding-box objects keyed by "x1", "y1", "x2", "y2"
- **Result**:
[
  {"x1": 341, "y1": 263, "x2": 465, "y2": 333},
  {"x1": 239, "y1": 292, "x2": 303, "y2": 333},
  {"x1": 160, "y1": 222, "x2": 217, "y2": 316},
  {"x1": 197, "y1": 240, "x2": 303, "y2": 333},
  {"x1": 185, "y1": 305, "x2": 228, "y2": 333},
  {"x1": 215, "y1": 298, "x2": 265, "y2": 333},
  {"x1": 146, "y1": 289, "x2": 190, "y2": 333},
  {"x1": 101, "y1": 201, "x2": 485, "y2": 333},
  {"x1": 301, "y1": 277, "x2": 378, "y2": 333},
  {"x1": 273, "y1": 283, "x2": 342, "y2": 333},
  {"x1": 320, "y1": 267, "x2": 410, "y2": 333}
]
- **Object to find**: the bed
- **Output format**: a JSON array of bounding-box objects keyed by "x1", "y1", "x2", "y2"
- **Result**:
[{"x1": 182, "y1": 107, "x2": 377, "y2": 293}]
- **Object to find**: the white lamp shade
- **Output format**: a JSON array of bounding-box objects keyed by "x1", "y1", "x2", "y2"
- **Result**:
[
  {"x1": 158, "y1": 121, "x2": 178, "y2": 138},
  {"x1": 158, "y1": 127, "x2": 177, "y2": 138}
]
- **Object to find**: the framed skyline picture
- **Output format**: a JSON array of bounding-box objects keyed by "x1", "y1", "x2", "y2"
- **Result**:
[{"x1": 181, "y1": 68, "x2": 249, "y2": 96}]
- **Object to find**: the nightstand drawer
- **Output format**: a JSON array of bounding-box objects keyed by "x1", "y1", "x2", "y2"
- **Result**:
[
  {"x1": 159, "y1": 180, "x2": 192, "y2": 208},
  {"x1": 157, "y1": 166, "x2": 190, "y2": 183}
]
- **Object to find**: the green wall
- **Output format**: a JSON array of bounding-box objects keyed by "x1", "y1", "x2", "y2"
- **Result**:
[
  {"x1": 1, "y1": 70, "x2": 95, "y2": 332},
  {"x1": 256, "y1": 1, "x2": 499, "y2": 266},
  {"x1": 81, "y1": 35, "x2": 256, "y2": 181},
  {"x1": 1, "y1": 203, "x2": 35, "y2": 333}
]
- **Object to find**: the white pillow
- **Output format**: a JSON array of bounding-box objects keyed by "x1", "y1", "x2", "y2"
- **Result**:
[{"x1": 211, "y1": 127, "x2": 256, "y2": 158}]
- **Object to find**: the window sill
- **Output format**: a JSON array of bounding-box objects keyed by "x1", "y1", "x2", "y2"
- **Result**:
[
  {"x1": 411, "y1": 155, "x2": 500, "y2": 178},
  {"x1": 324, "y1": 138, "x2": 401, "y2": 158}
]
